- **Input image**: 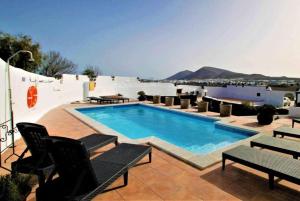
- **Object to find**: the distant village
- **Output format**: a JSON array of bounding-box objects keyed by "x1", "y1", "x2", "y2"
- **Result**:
[{"x1": 142, "y1": 78, "x2": 300, "y2": 92}]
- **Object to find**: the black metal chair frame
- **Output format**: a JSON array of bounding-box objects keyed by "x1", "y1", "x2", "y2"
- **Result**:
[
  {"x1": 12, "y1": 122, "x2": 118, "y2": 186},
  {"x1": 36, "y1": 136, "x2": 152, "y2": 201},
  {"x1": 222, "y1": 145, "x2": 300, "y2": 189}
]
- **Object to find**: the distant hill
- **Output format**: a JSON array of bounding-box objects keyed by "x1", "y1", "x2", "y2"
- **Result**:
[
  {"x1": 166, "y1": 70, "x2": 193, "y2": 80},
  {"x1": 166, "y1": 66, "x2": 298, "y2": 80}
]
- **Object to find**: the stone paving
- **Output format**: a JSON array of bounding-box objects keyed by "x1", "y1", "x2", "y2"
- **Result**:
[{"x1": 1, "y1": 102, "x2": 300, "y2": 200}]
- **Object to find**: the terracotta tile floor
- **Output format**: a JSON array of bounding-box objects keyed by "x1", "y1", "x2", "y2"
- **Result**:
[{"x1": 1, "y1": 103, "x2": 300, "y2": 201}]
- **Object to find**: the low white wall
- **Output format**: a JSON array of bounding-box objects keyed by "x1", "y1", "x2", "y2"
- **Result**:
[
  {"x1": 0, "y1": 57, "x2": 292, "y2": 152},
  {"x1": 289, "y1": 107, "x2": 300, "y2": 118},
  {"x1": 90, "y1": 77, "x2": 177, "y2": 98},
  {"x1": 206, "y1": 86, "x2": 266, "y2": 101},
  {"x1": 0, "y1": 58, "x2": 177, "y2": 151},
  {"x1": 206, "y1": 86, "x2": 289, "y2": 107},
  {"x1": 264, "y1": 90, "x2": 288, "y2": 107},
  {"x1": 0, "y1": 59, "x2": 91, "y2": 151}
]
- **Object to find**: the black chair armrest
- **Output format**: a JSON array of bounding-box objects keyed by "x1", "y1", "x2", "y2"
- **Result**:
[{"x1": 17, "y1": 147, "x2": 29, "y2": 162}]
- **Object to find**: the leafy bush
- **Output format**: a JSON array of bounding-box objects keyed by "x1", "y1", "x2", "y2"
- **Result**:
[
  {"x1": 137, "y1": 91, "x2": 145, "y2": 96},
  {"x1": 284, "y1": 93, "x2": 295, "y2": 101},
  {"x1": 39, "y1": 51, "x2": 77, "y2": 77},
  {"x1": 0, "y1": 32, "x2": 42, "y2": 72},
  {"x1": 82, "y1": 65, "x2": 101, "y2": 81},
  {"x1": 0, "y1": 174, "x2": 34, "y2": 201},
  {"x1": 137, "y1": 91, "x2": 146, "y2": 101},
  {"x1": 241, "y1": 101, "x2": 253, "y2": 107},
  {"x1": 257, "y1": 104, "x2": 276, "y2": 125}
]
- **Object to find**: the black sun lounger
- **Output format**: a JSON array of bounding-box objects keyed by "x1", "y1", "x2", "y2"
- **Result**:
[
  {"x1": 222, "y1": 145, "x2": 300, "y2": 189},
  {"x1": 96, "y1": 143, "x2": 152, "y2": 167},
  {"x1": 11, "y1": 122, "x2": 118, "y2": 185},
  {"x1": 87, "y1": 96, "x2": 117, "y2": 104},
  {"x1": 251, "y1": 135, "x2": 300, "y2": 159},
  {"x1": 100, "y1": 96, "x2": 130, "y2": 103},
  {"x1": 36, "y1": 137, "x2": 152, "y2": 201},
  {"x1": 273, "y1": 126, "x2": 300, "y2": 139}
]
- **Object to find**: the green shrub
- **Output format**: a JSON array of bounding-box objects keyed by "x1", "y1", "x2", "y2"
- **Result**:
[
  {"x1": 241, "y1": 101, "x2": 253, "y2": 107},
  {"x1": 137, "y1": 91, "x2": 146, "y2": 101},
  {"x1": 284, "y1": 93, "x2": 295, "y2": 101},
  {"x1": 137, "y1": 91, "x2": 145, "y2": 96},
  {"x1": 257, "y1": 104, "x2": 276, "y2": 125},
  {"x1": 0, "y1": 174, "x2": 34, "y2": 201}
]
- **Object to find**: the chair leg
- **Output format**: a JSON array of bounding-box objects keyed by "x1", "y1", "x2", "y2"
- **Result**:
[
  {"x1": 149, "y1": 152, "x2": 152, "y2": 163},
  {"x1": 114, "y1": 140, "x2": 119, "y2": 146},
  {"x1": 123, "y1": 172, "x2": 128, "y2": 186},
  {"x1": 38, "y1": 173, "x2": 45, "y2": 186},
  {"x1": 269, "y1": 174, "x2": 274, "y2": 189},
  {"x1": 11, "y1": 168, "x2": 17, "y2": 179},
  {"x1": 222, "y1": 158, "x2": 226, "y2": 171}
]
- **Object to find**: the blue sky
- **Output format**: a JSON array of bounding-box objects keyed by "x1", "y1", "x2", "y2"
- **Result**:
[{"x1": 1, "y1": 0, "x2": 300, "y2": 78}]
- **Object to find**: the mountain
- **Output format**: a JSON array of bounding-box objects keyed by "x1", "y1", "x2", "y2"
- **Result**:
[
  {"x1": 166, "y1": 66, "x2": 295, "y2": 80},
  {"x1": 166, "y1": 70, "x2": 193, "y2": 80},
  {"x1": 183, "y1": 67, "x2": 236, "y2": 79}
]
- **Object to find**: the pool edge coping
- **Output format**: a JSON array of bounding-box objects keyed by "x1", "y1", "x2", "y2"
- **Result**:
[{"x1": 65, "y1": 103, "x2": 262, "y2": 169}]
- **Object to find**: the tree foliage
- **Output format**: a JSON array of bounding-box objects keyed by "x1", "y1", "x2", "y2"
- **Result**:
[
  {"x1": 82, "y1": 65, "x2": 102, "y2": 80},
  {"x1": 0, "y1": 32, "x2": 42, "y2": 72},
  {"x1": 39, "y1": 51, "x2": 77, "y2": 77}
]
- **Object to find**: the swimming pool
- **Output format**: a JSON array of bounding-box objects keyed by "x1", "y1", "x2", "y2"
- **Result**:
[{"x1": 76, "y1": 104, "x2": 256, "y2": 154}]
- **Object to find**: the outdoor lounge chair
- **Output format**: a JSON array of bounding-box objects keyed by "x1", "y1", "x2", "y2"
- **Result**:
[
  {"x1": 100, "y1": 95, "x2": 130, "y2": 103},
  {"x1": 87, "y1": 96, "x2": 117, "y2": 104},
  {"x1": 11, "y1": 122, "x2": 118, "y2": 185},
  {"x1": 222, "y1": 145, "x2": 300, "y2": 189},
  {"x1": 292, "y1": 118, "x2": 300, "y2": 128},
  {"x1": 273, "y1": 126, "x2": 300, "y2": 139},
  {"x1": 250, "y1": 135, "x2": 300, "y2": 159},
  {"x1": 36, "y1": 136, "x2": 152, "y2": 201}
]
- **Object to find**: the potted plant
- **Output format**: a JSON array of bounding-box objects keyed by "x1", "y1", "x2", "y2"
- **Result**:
[
  {"x1": 257, "y1": 104, "x2": 276, "y2": 125},
  {"x1": 180, "y1": 98, "x2": 190, "y2": 109},
  {"x1": 165, "y1": 96, "x2": 174, "y2": 106},
  {"x1": 153, "y1": 95, "x2": 161, "y2": 104},
  {"x1": 198, "y1": 100, "x2": 209, "y2": 112},
  {"x1": 137, "y1": 91, "x2": 146, "y2": 101},
  {"x1": 0, "y1": 174, "x2": 35, "y2": 201},
  {"x1": 220, "y1": 102, "x2": 232, "y2": 117}
]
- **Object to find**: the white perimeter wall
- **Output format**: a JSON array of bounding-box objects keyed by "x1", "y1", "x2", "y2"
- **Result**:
[
  {"x1": 0, "y1": 57, "x2": 292, "y2": 151},
  {"x1": 89, "y1": 76, "x2": 176, "y2": 98},
  {"x1": 0, "y1": 59, "x2": 177, "y2": 151},
  {"x1": 0, "y1": 59, "x2": 91, "y2": 151},
  {"x1": 206, "y1": 86, "x2": 290, "y2": 107}
]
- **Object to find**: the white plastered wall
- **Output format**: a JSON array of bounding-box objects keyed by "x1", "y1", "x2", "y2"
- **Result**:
[
  {"x1": 206, "y1": 86, "x2": 288, "y2": 107},
  {"x1": 0, "y1": 57, "x2": 291, "y2": 151},
  {"x1": 0, "y1": 58, "x2": 178, "y2": 151},
  {"x1": 0, "y1": 59, "x2": 90, "y2": 151}
]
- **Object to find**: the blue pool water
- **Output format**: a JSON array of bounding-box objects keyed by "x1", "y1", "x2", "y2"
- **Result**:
[{"x1": 77, "y1": 104, "x2": 256, "y2": 154}]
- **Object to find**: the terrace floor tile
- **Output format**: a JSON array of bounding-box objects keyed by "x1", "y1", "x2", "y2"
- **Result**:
[{"x1": 1, "y1": 103, "x2": 299, "y2": 201}]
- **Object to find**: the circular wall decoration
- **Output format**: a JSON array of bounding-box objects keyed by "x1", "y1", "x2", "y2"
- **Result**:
[{"x1": 27, "y1": 86, "x2": 38, "y2": 108}]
